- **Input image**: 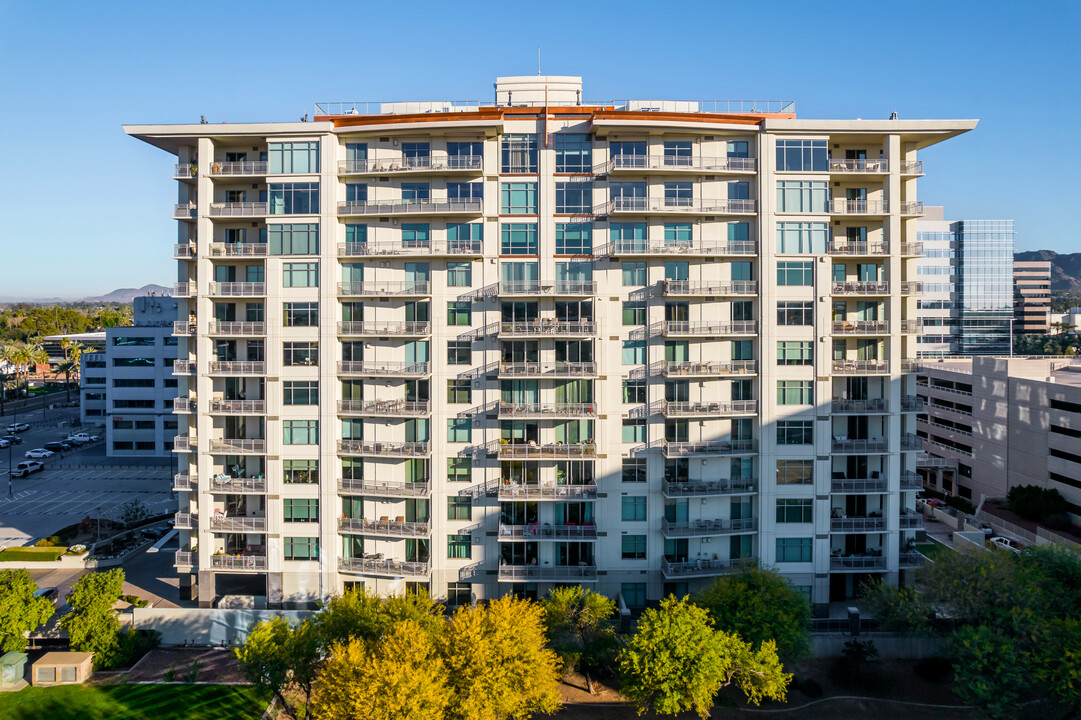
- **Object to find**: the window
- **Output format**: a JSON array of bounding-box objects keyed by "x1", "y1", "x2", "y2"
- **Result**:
[
  {"x1": 284, "y1": 459, "x2": 318, "y2": 484},
  {"x1": 775, "y1": 139, "x2": 827, "y2": 172},
  {"x1": 555, "y1": 223, "x2": 592, "y2": 255},
  {"x1": 776, "y1": 181, "x2": 829, "y2": 213},
  {"x1": 113, "y1": 357, "x2": 154, "y2": 367},
  {"x1": 447, "y1": 262, "x2": 472, "y2": 287},
  {"x1": 448, "y1": 141, "x2": 482, "y2": 163},
  {"x1": 269, "y1": 183, "x2": 319, "y2": 214},
  {"x1": 622, "y1": 340, "x2": 645, "y2": 365},
  {"x1": 555, "y1": 182, "x2": 592, "y2": 214},
  {"x1": 447, "y1": 457, "x2": 471, "y2": 482},
  {"x1": 285, "y1": 498, "x2": 319, "y2": 523},
  {"x1": 664, "y1": 182, "x2": 692, "y2": 207},
  {"x1": 448, "y1": 182, "x2": 483, "y2": 200},
  {"x1": 728, "y1": 140, "x2": 749, "y2": 158},
  {"x1": 447, "y1": 534, "x2": 472, "y2": 559},
  {"x1": 402, "y1": 141, "x2": 430, "y2": 166},
  {"x1": 36, "y1": 667, "x2": 56, "y2": 683},
  {"x1": 269, "y1": 141, "x2": 319, "y2": 174},
  {"x1": 775, "y1": 537, "x2": 812, "y2": 563},
  {"x1": 447, "y1": 418, "x2": 472, "y2": 443},
  {"x1": 623, "y1": 379, "x2": 646, "y2": 404},
  {"x1": 777, "y1": 222, "x2": 829, "y2": 254},
  {"x1": 447, "y1": 341, "x2": 471, "y2": 365},
  {"x1": 664, "y1": 222, "x2": 692, "y2": 246},
  {"x1": 345, "y1": 224, "x2": 367, "y2": 245},
  {"x1": 501, "y1": 134, "x2": 538, "y2": 173},
  {"x1": 776, "y1": 498, "x2": 812, "y2": 523},
  {"x1": 501, "y1": 223, "x2": 538, "y2": 255},
  {"x1": 284, "y1": 342, "x2": 317, "y2": 366},
  {"x1": 284, "y1": 537, "x2": 319, "y2": 560},
  {"x1": 611, "y1": 223, "x2": 647, "y2": 253},
  {"x1": 555, "y1": 134, "x2": 592, "y2": 172},
  {"x1": 777, "y1": 420, "x2": 813, "y2": 445},
  {"x1": 777, "y1": 341, "x2": 813, "y2": 364},
  {"x1": 447, "y1": 223, "x2": 482, "y2": 252},
  {"x1": 622, "y1": 535, "x2": 647, "y2": 559},
  {"x1": 113, "y1": 379, "x2": 154, "y2": 388},
  {"x1": 113, "y1": 336, "x2": 154, "y2": 346},
  {"x1": 777, "y1": 301, "x2": 814, "y2": 326},
  {"x1": 777, "y1": 460, "x2": 813, "y2": 485},
  {"x1": 113, "y1": 399, "x2": 154, "y2": 409},
  {"x1": 622, "y1": 301, "x2": 646, "y2": 326},
  {"x1": 499, "y1": 182, "x2": 536, "y2": 214},
  {"x1": 284, "y1": 381, "x2": 318, "y2": 405},
  {"x1": 448, "y1": 497, "x2": 472, "y2": 521},
  {"x1": 447, "y1": 380, "x2": 472, "y2": 404},
  {"x1": 777, "y1": 261, "x2": 814, "y2": 286},
  {"x1": 284, "y1": 420, "x2": 318, "y2": 444},
  {"x1": 663, "y1": 140, "x2": 692, "y2": 165},
  {"x1": 621, "y1": 583, "x2": 646, "y2": 608},
  {"x1": 284, "y1": 302, "x2": 318, "y2": 327},
  {"x1": 402, "y1": 223, "x2": 430, "y2": 248},
  {"x1": 622, "y1": 262, "x2": 646, "y2": 286},
  {"x1": 401, "y1": 182, "x2": 429, "y2": 202},
  {"x1": 622, "y1": 458, "x2": 647, "y2": 483},
  {"x1": 447, "y1": 301, "x2": 472, "y2": 326},
  {"x1": 283, "y1": 262, "x2": 318, "y2": 288},
  {"x1": 777, "y1": 381, "x2": 813, "y2": 405},
  {"x1": 345, "y1": 183, "x2": 367, "y2": 202},
  {"x1": 622, "y1": 496, "x2": 646, "y2": 521},
  {"x1": 622, "y1": 419, "x2": 646, "y2": 443}
]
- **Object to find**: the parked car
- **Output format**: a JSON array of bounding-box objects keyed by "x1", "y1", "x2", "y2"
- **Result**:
[
  {"x1": 10, "y1": 461, "x2": 43, "y2": 478},
  {"x1": 0, "y1": 439, "x2": 8, "y2": 449},
  {"x1": 24, "y1": 448, "x2": 54, "y2": 459},
  {"x1": 43, "y1": 441, "x2": 71, "y2": 452},
  {"x1": 990, "y1": 536, "x2": 1024, "y2": 553},
  {"x1": 1, "y1": 435, "x2": 23, "y2": 445},
  {"x1": 69, "y1": 432, "x2": 98, "y2": 443},
  {"x1": 33, "y1": 587, "x2": 57, "y2": 603},
  {"x1": 63, "y1": 435, "x2": 87, "y2": 446},
  {"x1": 6, "y1": 423, "x2": 29, "y2": 433}
]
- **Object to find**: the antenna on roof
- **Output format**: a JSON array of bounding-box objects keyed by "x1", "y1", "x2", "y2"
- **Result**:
[
  {"x1": 537, "y1": 47, "x2": 541, "y2": 75},
  {"x1": 889, "y1": 111, "x2": 898, "y2": 120}
]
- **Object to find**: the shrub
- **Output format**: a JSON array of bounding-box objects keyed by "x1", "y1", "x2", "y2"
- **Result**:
[
  {"x1": 97, "y1": 628, "x2": 161, "y2": 669},
  {"x1": 1007, "y1": 485, "x2": 1068, "y2": 521},
  {"x1": 185, "y1": 659, "x2": 204, "y2": 683},
  {"x1": 34, "y1": 536, "x2": 61, "y2": 548},
  {"x1": 163, "y1": 665, "x2": 176, "y2": 682},
  {"x1": 122, "y1": 594, "x2": 149, "y2": 608},
  {"x1": 914, "y1": 657, "x2": 954, "y2": 684}
]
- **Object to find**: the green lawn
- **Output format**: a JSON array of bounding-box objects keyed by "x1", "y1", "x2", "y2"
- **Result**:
[
  {"x1": 916, "y1": 541, "x2": 955, "y2": 563},
  {"x1": 0, "y1": 547, "x2": 66, "y2": 562},
  {"x1": 0, "y1": 684, "x2": 272, "y2": 720}
]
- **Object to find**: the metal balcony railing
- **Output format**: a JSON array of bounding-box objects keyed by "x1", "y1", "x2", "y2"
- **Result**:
[
  {"x1": 173, "y1": 282, "x2": 196, "y2": 297},
  {"x1": 209, "y1": 242, "x2": 268, "y2": 257},
  {"x1": 337, "y1": 198, "x2": 483, "y2": 216},
  {"x1": 337, "y1": 361, "x2": 430, "y2": 377},
  {"x1": 899, "y1": 551, "x2": 925, "y2": 567},
  {"x1": 830, "y1": 555, "x2": 887, "y2": 570},
  {"x1": 337, "y1": 240, "x2": 484, "y2": 257},
  {"x1": 337, "y1": 281, "x2": 430, "y2": 296},
  {"x1": 209, "y1": 202, "x2": 268, "y2": 217},
  {"x1": 498, "y1": 362, "x2": 597, "y2": 377},
  {"x1": 828, "y1": 241, "x2": 889, "y2": 256},
  {"x1": 172, "y1": 473, "x2": 196, "y2": 492},
  {"x1": 173, "y1": 244, "x2": 197, "y2": 259},
  {"x1": 600, "y1": 197, "x2": 756, "y2": 215},
  {"x1": 209, "y1": 475, "x2": 267, "y2": 493},
  {"x1": 173, "y1": 551, "x2": 194, "y2": 567},
  {"x1": 211, "y1": 554, "x2": 267, "y2": 570},
  {"x1": 209, "y1": 399, "x2": 266, "y2": 414},
  {"x1": 661, "y1": 479, "x2": 757, "y2": 497},
  {"x1": 832, "y1": 360, "x2": 890, "y2": 375},
  {"x1": 497, "y1": 565, "x2": 598, "y2": 582},
  {"x1": 173, "y1": 512, "x2": 196, "y2": 529},
  {"x1": 829, "y1": 158, "x2": 889, "y2": 173},
  {"x1": 603, "y1": 155, "x2": 757, "y2": 174},
  {"x1": 601, "y1": 239, "x2": 757, "y2": 256},
  {"x1": 900, "y1": 242, "x2": 925, "y2": 256},
  {"x1": 174, "y1": 163, "x2": 197, "y2": 179},
  {"x1": 498, "y1": 524, "x2": 598, "y2": 540},
  {"x1": 663, "y1": 280, "x2": 758, "y2": 296},
  {"x1": 337, "y1": 440, "x2": 430, "y2": 457},
  {"x1": 899, "y1": 511, "x2": 924, "y2": 529},
  {"x1": 338, "y1": 556, "x2": 431, "y2": 577},
  {"x1": 337, "y1": 399, "x2": 430, "y2": 417},
  {"x1": 497, "y1": 443, "x2": 597, "y2": 459},
  {"x1": 901, "y1": 434, "x2": 924, "y2": 451},
  {"x1": 174, "y1": 203, "x2": 196, "y2": 219},
  {"x1": 663, "y1": 320, "x2": 757, "y2": 336},
  {"x1": 660, "y1": 400, "x2": 757, "y2": 417},
  {"x1": 337, "y1": 517, "x2": 431, "y2": 538},
  {"x1": 661, "y1": 558, "x2": 736, "y2": 578},
  {"x1": 900, "y1": 472, "x2": 924, "y2": 490},
  {"x1": 831, "y1": 516, "x2": 887, "y2": 532},
  {"x1": 173, "y1": 321, "x2": 197, "y2": 335},
  {"x1": 553, "y1": 281, "x2": 597, "y2": 295},
  {"x1": 336, "y1": 478, "x2": 431, "y2": 498},
  {"x1": 662, "y1": 439, "x2": 757, "y2": 457},
  {"x1": 497, "y1": 402, "x2": 596, "y2": 418},
  {"x1": 208, "y1": 321, "x2": 266, "y2": 336},
  {"x1": 832, "y1": 438, "x2": 888, "y2": 453},
  {"x1": 337, "y1": 321, "x2": 430, "y2": 336},
  {"x1": 173, "y1": 436, "x2": 196, "y2": 452},
  {"x1": 831, "y1": 477, "x2": 888, "y2": 493},
  {"x1": 662, "y1": 517, "x2": 758, "y2": 537},
  {"x1": 209, "y1": 160, "x2": 268, "y2": 176},
  {"x1": 831, "y1": 199, "x2": 887, "y2": 215},
  {"x1": 901, "y1": 161, "x2": 924, "y2": 174},
  {"x1": 498, "y1": 320, "x2": 596, "y2": 336},
  {"x1": 901, "y1": 281, "x2": 924, "y2": 294},
  {"x1": 209, "y1": 438, "x2": 266, "y2": 454},
  {"x1": 209, "y1": 515, "x2": 268, "y2": 532},
  {"x1": 497, "y1": 483, "x2": 598, "y2": 500},
  {"x1": 832, "y1": 281, "x2": 889, "y2": 295},
  {"x1": 208, "y1": 361, "x2": 265, "y2": 375},
  {"x1": 660, "y1": 360, "x2": 757, "y2": 377},
  {"x1": 173, "y1": 398, "x2": 194, "y2": 413},
  {"x1": 338, "y1": 155, "x2": 483, "y2": 174},
  {"x1": 831, "y1": 398, "x2": 889, "y2": 413},
  {"x1": 900, "y1": 201, "x2": 925, "y2": 216},
  {"x1": 209, "y1": 282, "x2": 266, "y2": 297},
  {"x1": 832, "y1": 321, "x2": 888, "y2": 335}
]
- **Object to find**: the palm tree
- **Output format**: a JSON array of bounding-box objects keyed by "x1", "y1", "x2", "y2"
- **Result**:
[
  {"x1": 0, "y1": 342, "x2": 18, "y2": 418},
  {"x1": 59, "y1": 338, "x2": 87, "y2": 403}
]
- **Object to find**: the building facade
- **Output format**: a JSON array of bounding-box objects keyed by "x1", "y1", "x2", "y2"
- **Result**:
[
  {"x1": 1013, "y1": 260, "x2": 1051, "y2": 334},
  {"x1": 126, "y1": 76, "x2": 974, "y2": 611},
  {"x1": 79, "y1": 296, "x2": 180, "y2": 456}
]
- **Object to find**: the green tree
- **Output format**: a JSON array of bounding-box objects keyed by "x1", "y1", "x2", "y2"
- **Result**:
[
  {"x1": 311, "y1": 620, "x2": 451, "y2": 720},
  {"x1": 60, "y1": 569, "x2": 125, "y2": 661},
  {"x1": 618, "y1": 596, "x2": 790, "y2": 718},
  {"x1": 0, "y1": 569, "x2": 55, "y2": 651},
  {"x1": 951, "y1": 626, "x2": 1027, "y2": 719},
  {"x1": 440, "y1": 595, "x2": 562, "y2": 720},
  {"x1": 693, "y1": 566, "x2": 811, "y2": 662},
  {"x1": 235, "y1": 615, "x2": 321, "y2": 719},
  {"x1": 313, "y1": 588, "x2": 444, "y2": 648},
  {"x1": 539, "y1": 585, "x2": 618, "y2": 693}
]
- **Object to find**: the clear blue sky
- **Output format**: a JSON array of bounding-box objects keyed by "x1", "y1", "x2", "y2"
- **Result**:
[{"x1": 1, "y1": 0, "x2": 1077, "y2": 299}]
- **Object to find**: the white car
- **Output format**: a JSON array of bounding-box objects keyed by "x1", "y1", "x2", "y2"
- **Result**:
[
  {"x1": 64, "y1": 435, "x2": 87, "y2": 446},
  {"x1": 69, "y1": 433, "x2": 98, "y2": 443},
  {"x1": 6, "y1": 423, "x2": 29, "y2": 433},
  {"x1": 0, "y1": 439, "x2": 8, "y2": 449},
  {"x1": 990, "y1": 536, "x2": 1024, "y2": 553},
  {"x1": 24, "y1": 448, "x2": 54, "y2": 459}
]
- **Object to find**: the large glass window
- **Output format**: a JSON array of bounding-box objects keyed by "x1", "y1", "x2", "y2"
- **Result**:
[
  {"x1": 501, "y1": 134, "x2": 538, "y2": 173},
  {"x1": 555, "y1": 223, "x2": 592, "y2": 255},
  {"x1": 345, "y1": 183, "x2": 367, "y2": 203},
  {"x1": 285, "y1": 498, "x2": 319, "y2": 523},
  {"x1": 777, "y1": 341, "x2": 813, "y2": 365},
  {"x1": 269, "y1": 142, "x2": 319, "y2": 174},
  {"x1": 447, "y1": 301, "x2": 472, "y2": 326},
  {"x1": 621, "y1": 496, "x2": 647, "y2": 521},
  {"x1": 447, "y1": 341, "x2": 471, "y2": 365},
  {"x1": 402, "y1": 142, "x2": 430, "y2": 168},
  {"x1": 777, "y1": 381, "x2": 813, "y2": 405},
  {"x1": 622, "y1": 458, "x2": 646, "y2": 483},
  {"x1": 777, "y1": 459, "x2": 813, "y2": 485},
  {"x1": 611, "y1": 222, "x2": 647, "y2": 253},
  {"x1": 401, "y1": 183, "x2": 430, "y2": 202},
  {"x1": 775, "y1": 537, "x2": 812, "y2": 563},
  {"x1": 284, "y1": 537, "x2": 319, "y2": 560},
  {"x1": 777, "y1": 301, "x2": 813, "y2": 325},
  {"x1": 283, "y1": 302, "x2": 318, "y2": 327},
  {"x1": 284, "y1": 459, "x2": 318, "y2": 484},
  {"x1": 622, "y1": 261, "x2": 646, "y2": 286},
  {"x1": 621, "y1": 535, "x2": 647, "y2": 559},
  {"x1": 283, "y1": 262, "x2": 318, "y2": 288},
  {"x1": 447, "y1": 457, "x2": 471, "y2": 482},
  {"x1": 777, "y1": 181, "x2": 829, "y2": 213},
  {"x1": 555, "y1": 134, "x2": 592, "y2": 173},
  {"x1": 344, "y1": 224, "x2": 366, "y2": 246},
  {"x1": 448, "y1": 141, "x2": 483, "y2": 166},
  {"x1": 447, "y1": 418, "x2": 472, "y2": 443},
  {"x1": 501, "y1": 223, "x2": 538, "y2": 255},
  {"x1": 447, "y1": 380, "x2": 472, "y2": 404},
  {"x1": 448, "y1": 182, "x2": 483, "y2": 200},
  {"x1": 556, "y1": 182, "x2": 592, "y2": 214},
  {"x1": 269, "y1": 183, "x2": 319, "y2": 214},
  {"x1": 776, "y1": 499, "x2": 812, "y2": 523},
  {"x1": 775, "y1": 139, "x2": 827, "y2": 172},
  {"x1": 284, "y1": 381, "x2": 318, "y2": 405},
  {"x1": 622, "y1": 340, "x2": 645, "y2": 365},
  {"x1": 402, "y1": 224, "x2": 430, "y2": 248},
  {"x1": 500, "y1": 183, "x2": 536, "y2": 214},
  {"x1": 777, "y1": 261, "x2": 814, "y2": 286},
  {"x1": 269, "y1": 224, "x2": 318, "y2": 255},
  {"x1": 284, "y1": 420, "x2": 318, "y2": 444},
  {"x1": 447, "y1": 497, "x2": 472, "y2": 520},
  {"x1": 447, "y1": 534, "x2": 472, "y2": 559},
  {"x1": 777, "y1": 420, "x2": 813, "y2": 445},
  {"x1": 447, "y1": 262, "x2": 472, "y2": 287},
  {"x1": 664, "y1": 223, "x2": 692, "y2": 247},
  {"x1": 283, "y1": 342, "x2": 317, "y2": 366},
  {"x1": 776, "y1": 222, "x2": 829, "y2": 254},
  {"x1": 447, "y1": 222, "x2": 482, "y2": 251},
  {"x1": 622, "y1": 419, "x2": 646, "y2": 443}
]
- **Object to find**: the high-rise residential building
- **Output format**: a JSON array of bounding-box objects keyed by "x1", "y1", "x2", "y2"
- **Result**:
[
  {"x1": 1013, "y1": 261, "x2": 1051, "y2": 334},
  {"x1": 79, "y1": 296, "x2": 180, "y2": 456},
  {"x1": 125, "y1": 76, "x2": 975, "y2": 611},
  {"x1": 915, "y1": 211, "x2": 1015, "y2": 356}
]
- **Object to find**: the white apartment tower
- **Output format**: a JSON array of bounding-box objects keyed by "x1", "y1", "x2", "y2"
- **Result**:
[{"x1": 126, "y1": 76, "x2": 975, "y2": 611}]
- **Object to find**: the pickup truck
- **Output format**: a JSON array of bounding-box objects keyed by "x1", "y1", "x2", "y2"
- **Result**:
[{"x1": 10, "y1": 461, "x2": 44, "y2": 478}]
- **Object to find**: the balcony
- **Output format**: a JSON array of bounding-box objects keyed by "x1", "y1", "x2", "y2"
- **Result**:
[
  {"x1": 173, "y1": 512, "x2": 196, "y2": 529},
  {"x1": 661, "y1": 558, "x2": 737, "y2": 579},
  {"x1": 209, "y1": 438, "x2": 266, "y2": 454},
  {"x1": 208, "y1": 361, "x2": 266, "y2": 376},
  {"x1": 900, "y1": 161, "x2": 924, "y2": 175},
  {"x1": 831, "y1": 516, "x2": 887, "y2": 533},
  {"x1": 662, "y1": 439, "x2": 757, "y2": 458},
  {"x1": 828, "y1": 158, "x2": 889, "y2": 173},
  {"x1": 901, "y1": 281, "x2": 923, "y2": 294},
  {"x1": 173, "y1": 435, "x2": 196, "y2": 452},
  {"x1": 900, "y1": 472, "x2": 923, "y2": 490},
  {"x1": 900, "y1": 201, "x2": 925, "y2": 216},
  {"x1": 900, "y1": 319, "x2": 923, "y2": 333},
  {"x1": 337, "y1": 321, "x2": 430, "y2": 337},
  {"x1": 663, "y1": 321, "x2": 757, "y2": 337},
  {"x1": 599, "y1": 197, "x2": 756, "y2": 216},
  {"x1": 832, "y1": 321, "x2": 888, "y2": 336},
  {"x1": 497, "y1": 402, "x2": 596, "y2": 419},
  {"x1": 209, "y1": 515, "x2": 268, "y2": 533},
  {"x1": 832, "y1": 437, "x2": 888, "y2": 453},
  {"x1": 208, "y1": 321, "x2": 266, "y2": 336},
  {"x1": 831, "y1": 398, "x2": 888, "y2": 414},
  {"x1": 209, "y1": 242, "x2": 268, "y2": 257},
  {"x1": 174, "y1": 244, "x2": 197, "y2": 259},
  {"x1": 209, "y1": 160, "x2": 268, "y2": 176},
  {"x1": 832, "y1": 281, "x2": 889, "y2": 296},
  {"x1": 497, "y1": 565, "x2": 597, "y2": 582},
  {"x1": 337, "y1": 399, "x2": 430, "y2": 417},
  {"x1": 498, "y1": 443, "x2": 597, "y2": 459},
  {"x1": 498, "y1": 524, "x2": 598, "y2": 541},
  {"x1": 339, "y1": 556, "x2": 431, "y2": 578},
  {"x1": 337, "y1": 517, "x2": 431, "y2": 539},
  {"x1": 901, "y1": 434, "x2": 923, "y2": 451},
  {"x1": 174, "y1": 163, "x2": 197, "y2": 180},
  {"x1": 899, "y1": 552, "x2": 925, "y2": 568},
  {"x1": 173, "y1": 398, "x2": 193, "y2": 413},
  {"x1": 337, "y1": 439, "x2": 430, "y2": 457},
  {"x1": 661, "y1": 478, "x2": 757, "y2": 498},
  {"x1": 172, "y1": 473, "x2": 196, "y2": 492},
  {"x1": 209, "y1": 282, "x2": 266, "y2": 297},
  {"x1": 337, "y1": 240, "x2": 484, "y2": 257},
  {"x1": 209, "y1": 475, "x2": 267, "y2": 494},
  {"x1": 498, "y1": 362, "x2": 598, "y2": 378},
  {"x1": 602, "y1": 240, "x2": 757, "y2": 257},
  {"x1": 831, "y1": 477, "x2": 888, "y2": 493},
  {"x1": 209, "y1": 399, "x2": 266, "y2": 414},
  {"x1": 209, "y1": 202, "x2": 268, "y2": 217},
  {"x1": 662, "y1": 517, "x2": 758, "y2": 538},
  {"x1": 337, "y1": 478, "x2": 431, "y2": 498},
  {"x1": 173, "y1": 551, "x2": 194, "y2": 568},
  {"x1": 173, "y1": 282, "x2": 196, "y2": 297},
  {"x1": 337, "y1": 198, "x2": 483, "y2": 217},
  {"x1": 660, "y1": 360, "x2": 757, "y2": 377},
  {"x1": 498, "y1": 483, "x2": 598, "y2": 500},
  {"x1": 338, "y1": 361, "x2": 430, "y2": 377},
  {"x1": 832, "y1": 360, "x2": 890, "y2": 375},
  {"x1": 920, "y1": 418, "x2": 973, "y2": 438},
  {"x1": 830, "y1": 555, "x2": 887, "y2": 571},
  {"x1": 338, "y1": 155, "x2": 483, "y2": 175},
  {"x1": 603, "y1": 155, "x2": 757, "y2": 174},
  {"x1": 662, "y1": 280, "x2": 758, "y2": 296},
  {"x1": 337, "y1": 281, "x2": 430, "y2": 297},
  {"x1": 498, "y1": 320, "x2": 596, "y2": 337},
  {"x1": 174, "y1": 203, "x2": 196, "y2": 220},
  {"x1": 828, "y1": 241, "x2": 889, "y2": 256},
  {"x1": 211, "y1": 555, "x2": 267, "y2": 570},
  {"x1": 498, "y1": 281, "x2": 543, "y2": 296},
  {"x1": 831, "y1": 199, "x2": 888, "y2": 215},
  {"x1": 173, "y1": 321, "x2": 197, "y2": 336},
  {"x1": 899, "y1": 511, "x2": 924, "y2": 529},
  {"x1": 900, "y1": 242, "x2": 924, "y2": 256}
]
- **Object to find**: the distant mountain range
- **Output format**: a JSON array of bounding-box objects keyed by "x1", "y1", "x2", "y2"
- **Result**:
[
  {"x1": 1015, "y1": 251, "x2": 1081, "y2": 293},
  {"x1": 79, "y1": 284, "x2": 171, "y2": 304}
]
